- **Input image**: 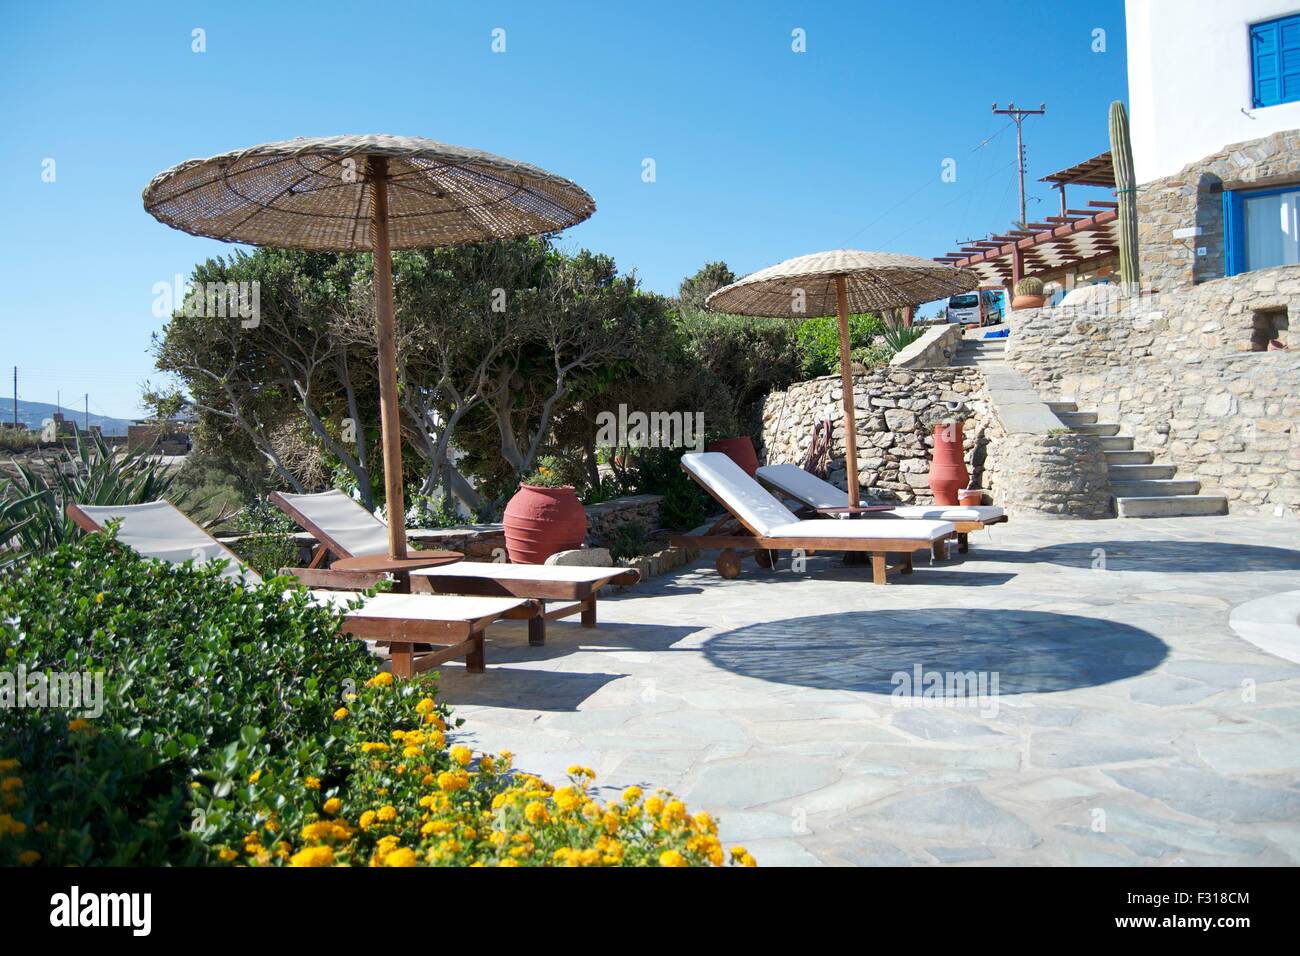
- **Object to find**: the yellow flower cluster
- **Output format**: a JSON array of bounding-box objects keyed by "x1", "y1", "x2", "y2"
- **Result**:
[{"x1": 204, "y1": 684, "x2": 751, "y2": 868}]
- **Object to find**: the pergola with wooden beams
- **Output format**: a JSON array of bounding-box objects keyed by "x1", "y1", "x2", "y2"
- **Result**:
[{"x1": 933, "y1": 152, "x2": 1120, "y2": 288}]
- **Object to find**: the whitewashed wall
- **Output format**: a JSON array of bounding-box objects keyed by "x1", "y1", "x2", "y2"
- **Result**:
[{"x1": 1127, "y1": 0, "x2": 1300, "y2": 182}]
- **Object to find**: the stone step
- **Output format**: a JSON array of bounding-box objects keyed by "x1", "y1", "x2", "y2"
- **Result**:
[
  {"x1": 1116, "y1": 495, "x2": 1229, "y2": 518},
  {"x1": 1056, "y1": 410, "x2": 1098, "y2": 426},
  {"x1": 1046, "y1": 401, "x2": 1078, "y2": 412},
  {"x1": 1105, "y1": 450, "x2": 1155, "y2": 465},
  {"x1": 962, "y1": 340, "x2": 1006, "y2": 351},
  {"x1": 1108, "y1": 463, "x2": 1177, "y2": 480},
  {"x1": 1071, "y1": 422, "x2": 1120, "y2": 436},
  {"x1": 1098, "y1": 435, "x2": 1134, "y2": 451},
  {"x1": 950, "y1": 357, "x2": 1004, "y2": 367},
  {"x1": 1110, "y1": 478, "x2": 1202, "y2": 498}
]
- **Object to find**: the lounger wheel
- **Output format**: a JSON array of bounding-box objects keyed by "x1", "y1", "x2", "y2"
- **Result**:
[
  {"x1": 753, "y1": 548, "x2": 774, "y2": 569},
  {"x1": 716, "y1": 549, "x2": 742, "y2": 579}
]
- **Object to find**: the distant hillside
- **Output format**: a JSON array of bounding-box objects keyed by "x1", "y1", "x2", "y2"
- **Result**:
[{"x1": 0, "y1": 398, "x2": 133, "y2": 436}]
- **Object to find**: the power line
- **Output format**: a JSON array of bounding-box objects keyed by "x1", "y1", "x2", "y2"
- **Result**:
[{"x1": 991, "y1": 102, "x2": 1047, "y2": 227}]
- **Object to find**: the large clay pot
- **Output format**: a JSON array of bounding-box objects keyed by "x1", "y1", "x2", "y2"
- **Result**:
[
  {"x1": 706, "y1": 436, "x2": 759, "y2": 477},
  {"x1": 1012, "y1": 294, "x2": 1046, "y2": 309},
  {"x1": 928, "y1": 423, "x2": 969, "y2": 506},
  {"x1": 503, "y1": 484, "x2": 588, "y2": 564}
]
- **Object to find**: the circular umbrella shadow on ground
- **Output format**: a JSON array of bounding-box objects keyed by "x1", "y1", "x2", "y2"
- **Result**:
[{"x1": 704, "y1": 608, "x2": 1167, "y2": 695}]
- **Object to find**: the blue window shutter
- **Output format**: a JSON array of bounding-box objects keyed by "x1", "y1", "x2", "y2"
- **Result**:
[
  {"x1": 1223, "y1": 190, "x2": 1245, "y2": 277},
  {"x1": 1253, "y1": 21, "x2": 1280, "y2": 108},
  {"x1": 1280, "y1": 19, "x2": 1300, "y2": 103}
]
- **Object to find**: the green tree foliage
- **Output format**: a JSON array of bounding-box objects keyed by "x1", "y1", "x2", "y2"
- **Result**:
[
  {"x1": 793, "y1": 313, "x2": 885, "y2": 377},
  {"x1": 677, "y1": 260, "x2": 736, "y2": 313}
]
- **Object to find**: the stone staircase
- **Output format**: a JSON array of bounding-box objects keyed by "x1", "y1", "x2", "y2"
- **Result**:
[
  {"x1": 952, "y1": 336, "x2": 1007, "y2": 368},
  {"x1": 1047, "y1": 402, "x2": 1228, "y2": 518}
]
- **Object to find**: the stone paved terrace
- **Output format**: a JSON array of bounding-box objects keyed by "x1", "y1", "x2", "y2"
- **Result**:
[{"x1": 437, "y1": 515, "x2": 1300, "y2": 866}]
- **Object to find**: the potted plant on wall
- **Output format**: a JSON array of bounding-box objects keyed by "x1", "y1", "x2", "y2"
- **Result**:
[
  {"x1": 1012, "y1": 276, "x2": 1046, "y2": 309},
  {"x1": 924, "y1": 403, "x2": 972, "y2": 507},
  {"x1": 503, "y1": 455, "x2": 589, "y2": 564}
]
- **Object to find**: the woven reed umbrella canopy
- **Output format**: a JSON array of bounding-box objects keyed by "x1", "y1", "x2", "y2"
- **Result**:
[
  {"x1": 706, "y1": 249, "x2": 977, "y2": 508},
  {"x1": 144, "y1": 134, "x2": 595, "y2": 560}
]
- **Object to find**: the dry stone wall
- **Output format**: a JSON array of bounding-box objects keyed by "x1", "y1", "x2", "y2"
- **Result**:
[
  {"x1": 761, "y1": 367, "x2": 1001, "y2": 504},
  {"x1": 1005, "y1": 269, "x2": 1300, "y2": 517}
]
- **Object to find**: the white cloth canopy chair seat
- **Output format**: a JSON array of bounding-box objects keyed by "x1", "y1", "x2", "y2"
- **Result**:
[
  {"x1": 756, "y1": 463, "x2": 1008, "y2": 554},
  {"x1": 670, "y1": 453, "x2": 956, "y2": 584},
  {"x1": 270, "y1": 490, "x2": 638, "y2": 645},
  {"x1": 66, "y1": 501, "x2": 535, "y2": 676}
]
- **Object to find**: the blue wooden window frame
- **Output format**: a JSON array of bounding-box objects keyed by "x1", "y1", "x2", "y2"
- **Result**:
[
  {"x1": 1223, "y1": 183, "x2": 1300, "y2": 276},
  {"x1": 1250, "y1": 14, "x2": 1300, "y2": 108}
]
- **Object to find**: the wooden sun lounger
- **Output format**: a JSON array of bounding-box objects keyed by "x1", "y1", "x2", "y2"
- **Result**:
[
  {"x1": 67, "y1": 501, "x2": 537, "y2": 677},
  {"x1": 270, "y1": 490, "x2": 639, "y2": 645},
  {"x1": 755, "y1": 462, "x2": 1009, "y2": 555},
  {"x1": 669, "y1": 453, "x2": 956, "y2": 585}
]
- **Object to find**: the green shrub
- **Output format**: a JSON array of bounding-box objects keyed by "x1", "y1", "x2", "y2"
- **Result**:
[
  {"x1": 635, "y1": 447, "x2": 710, "y2": 531},
  {"x1": 228, "y1": 496, "x2": 298, "y2": 578},
  {"x1": 877, "y1": 321, "x2": 927, "y2": 355},
  {"x1": 606, "y1": 520, "x2": 648, "y2": 562},
  {"x1": 0, "y1": 531, "x2": 377, "y2": 865},
  {"x1": 794, "y1": 313, "x2": 884, "y2": 377},
  {"x1": 0, "y1": 532, "x2": 747, "y2": 867}
]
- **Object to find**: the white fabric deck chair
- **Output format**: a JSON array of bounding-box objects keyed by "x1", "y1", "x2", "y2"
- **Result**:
[
  {"x1": 67, "y1": 501, "x2": 536, "y2": 676},
  {"x1": 270, "y1": 490, "x2": 638, "y2": 646},
  {"x1": 670, "y1": 453, "x2": 955, "y2": 584},
  {"x1": 756, "y1": 462, "x2": 1008, "y2": 554}
]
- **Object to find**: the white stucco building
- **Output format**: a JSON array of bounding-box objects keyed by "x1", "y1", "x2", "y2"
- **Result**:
[{"x1": 1126, "y1": 0, "x2": 1300, "y2": 183}]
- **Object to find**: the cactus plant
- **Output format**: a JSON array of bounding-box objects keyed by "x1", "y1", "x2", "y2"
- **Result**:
[
  {"x1": 1014, "y1": 276, "x2": 1044, "y2": 296},
  {"x1": 1109, "y1": 100, "x2": 1140, "y2": 293}
]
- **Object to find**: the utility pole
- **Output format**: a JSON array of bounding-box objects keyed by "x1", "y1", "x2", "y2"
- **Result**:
[
  {"x1": 11, "y1": 367, "x2": 16, "y2": 429},
  {"x1": 992, "y1": 102, "x2": 1046, "y2": 227},
  {"x1": 85, "y1": 393, "x2": 89, "y2": 433}
]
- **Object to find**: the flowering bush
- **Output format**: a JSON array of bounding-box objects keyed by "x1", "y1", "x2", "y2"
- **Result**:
[
  {"x1": 193, "y1": 673, "x2": 753, "y2": 867},
  {"x1": 0, "y1": 533, "x2": 752, "y2": 867}
]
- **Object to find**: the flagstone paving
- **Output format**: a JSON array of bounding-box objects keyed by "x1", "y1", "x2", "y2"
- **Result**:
[{"x1": 437, "y1": 514, "x2": 1300, "y2": 866}]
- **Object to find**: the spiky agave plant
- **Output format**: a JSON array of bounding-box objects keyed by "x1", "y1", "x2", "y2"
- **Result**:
[{"x1": 0, "y1": 431, "x2": 179, "y2": 566}]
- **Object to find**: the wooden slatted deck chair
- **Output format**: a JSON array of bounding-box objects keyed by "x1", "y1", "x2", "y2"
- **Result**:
[
  {"x1": 270, "y1": 490, "x2": 638, "y2": 646},
  {"x1": 756, "y1": 463, "x2": 1008, "y2": 555},
  {"x1": 669, "y1": 453, "x2": 956, "y2": 584},
  {"x1": 66, "y1": 501, "x2": 537, "y2": 677}
]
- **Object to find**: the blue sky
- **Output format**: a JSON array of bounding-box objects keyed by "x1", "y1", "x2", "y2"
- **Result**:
[{"x1": 0, "y1": 0, "x2": 1128, "y2": 417}]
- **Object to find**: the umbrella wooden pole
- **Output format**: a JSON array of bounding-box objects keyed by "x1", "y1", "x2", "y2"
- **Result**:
[
  {"x1": 834, "y1": 276, "x2": 861, "y2": 507},
  {"x1": 369, "y1": 157, "x2": 409, "y2": 559}
]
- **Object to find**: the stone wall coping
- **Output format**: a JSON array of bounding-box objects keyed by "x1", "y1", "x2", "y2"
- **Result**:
[
  {"x1": 890, "y1": 321, "x2": 964, "y2": 368},
  {"x1": 583, "y1": 493, "x2": 664, "y2": 515}
]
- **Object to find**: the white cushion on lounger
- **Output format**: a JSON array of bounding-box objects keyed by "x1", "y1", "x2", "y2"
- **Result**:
[
  {"x1": 681, "y1": 452, "x2": 799, "y2": 536},
  {"x1": 757, "y1": 463, "x2": 848, "y2": 510},
  {"x1": 74, "y1": 501, "x2": 261, "y2": 584},
  {"x1": 277, "y1": 489, "x2": 390, "y2": 557},
  {"x1": 766, "y1": 518, "x2": 954, "y2": 542},
  {"x1": 889, "y1": 505, "x2": 1005, "y2": 522},
  {"x1": 758, "y1": 463, "x2": 1004, "y2": 522}
]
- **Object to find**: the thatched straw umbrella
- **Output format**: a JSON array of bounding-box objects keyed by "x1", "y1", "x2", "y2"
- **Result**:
[
  {"x1": 144, "y1": 134, "x2": 594, "y2": 560},
  {"x1": 706, "y1": 250, "x2": 976, "y2": 507}
]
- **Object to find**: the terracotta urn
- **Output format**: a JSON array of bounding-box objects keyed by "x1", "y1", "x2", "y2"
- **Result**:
[
  {"x1": 706, "y1": 436, "x2": 759, "y2": 476},
  {"x1": 503, "y1": 484, "x2": 588, "y2": 564},
  {"x1": 927, "y1": 423, "x2": 969, "y2": 506},
  {"x1": 1012, "y1": 293, "x2": 1046, "y2": 309},
  {"x1": 958, "y1": 488, "x2": 984, "y2": 507}
]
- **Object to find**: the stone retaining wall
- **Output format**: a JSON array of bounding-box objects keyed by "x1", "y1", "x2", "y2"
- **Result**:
[
  {"x1": 984, "y1": 433, "x2": 1114, "y2": 519},
  {"x1": 1005, "y1": 269, "x2": 1300, "y2": 516},
  {"x1": 584, "y1": 493, "x2": 663, "y2": 544},
  {"x1": 761, "y1": 367, "x2": 1001, "y2": 503},
  {"x1": 890, "y1": 322, "x2": 965, "y2": 369}
]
